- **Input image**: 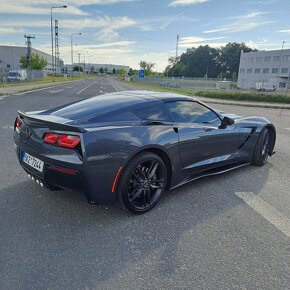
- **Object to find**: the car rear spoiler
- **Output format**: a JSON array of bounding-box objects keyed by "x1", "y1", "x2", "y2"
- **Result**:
[{"x1": 18, "y1": 110, "x2": 87, "y2": 133}]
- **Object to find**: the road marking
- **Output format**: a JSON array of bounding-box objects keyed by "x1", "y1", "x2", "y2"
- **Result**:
[
  {"x1": 0, "y1": 98, "x2": 3, "y2": 100},
  {"x1": 285, "y1": 128, "x2": 290, "y2": 131},
  {"x1": 49, "y1": 89, "x2": 64, "y2": 93},
  {"x1": 99, "y1": 90, "x2": 103, "y2": 93},
  {"x1": 236, "y1": 192, "x2": 290, "y2": 238},
  {"x1": 66, "y1": 86, "x2": 74, "y2": 89},
  {"x1": 76, "y1": 81, "x2": 96, "y2": 95},
  {"x1": 2, "y1": 125, "x2": 14, "y2": 130}
]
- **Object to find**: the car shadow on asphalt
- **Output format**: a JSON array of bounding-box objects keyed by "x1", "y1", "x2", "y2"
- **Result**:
[{"x1": 0, "y1": 163, "x2": 272, "y2": 289}]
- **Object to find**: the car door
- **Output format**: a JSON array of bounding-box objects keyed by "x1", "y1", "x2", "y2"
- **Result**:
[{"x1": 165, "y1": 101, "x2": 241, "y2": 172}]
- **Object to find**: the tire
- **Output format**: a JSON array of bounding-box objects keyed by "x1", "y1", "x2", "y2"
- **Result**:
[
  {"x1": 117, "y1": 152, "x2": 167, "y2": 214},
  {"x1": 252, "y1": 128, "x2": 270, "y2": 166}
]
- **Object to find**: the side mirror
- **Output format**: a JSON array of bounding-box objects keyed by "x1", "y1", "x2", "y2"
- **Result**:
[{"x1": 219, "y1": 116, "x2": 235, "y2": 129}]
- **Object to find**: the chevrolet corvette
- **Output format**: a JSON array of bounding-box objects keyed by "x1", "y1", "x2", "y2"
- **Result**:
[{"x1": 14, "y1": 91, "x2": 276, "y2": 213}]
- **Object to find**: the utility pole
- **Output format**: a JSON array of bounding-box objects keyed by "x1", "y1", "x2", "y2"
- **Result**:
[
  {"x1": 55, "y1": 20, "x2": 59, "y2": 75},
  {"x1": 78, "y1": 53, "x2": 81, "y2": 65},
  {"x1": 24, "y1": 34, "x2": 35, "y2": 81},
  {"x1": 175, "y1": 34, "x2": 179, "y2": 60}
]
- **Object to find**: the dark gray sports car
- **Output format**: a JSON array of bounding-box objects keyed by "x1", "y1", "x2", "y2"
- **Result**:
[{"x1": 14, "y1": 91, "x2": 276, "y2": 213}]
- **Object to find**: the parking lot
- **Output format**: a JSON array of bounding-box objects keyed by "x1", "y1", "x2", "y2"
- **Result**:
[{"x1": 0, "y1": 77, "x2": 289, "y2": 290}]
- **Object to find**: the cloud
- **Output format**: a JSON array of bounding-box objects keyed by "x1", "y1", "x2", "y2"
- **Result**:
[
  {"x1": 169, "y1": 0, "x2": 208, "y2": 7},
  {"x1": 247, "y1": 0, "x2": 278, "y2": 4},
  {"x1": 179, "y1": 42, "x2": 228, "y2": 48},
  {"x1": 0, "y1": 1, "x2": 88, "y2": 16},
  {"x1": 203, "y1": 21, "x2": 274, "y2": 34},
  {"x1": 227, "y1": 12, "x2": 268, "y2": 20},
  {"x1": 0, "y1": 0, "x2": 136, "y2": 16},
  {"x1": 203, "y1": 9, "x2": 274, "y2": 34},
  {"x1": 278, "y1": 29, "x2": 290, "y2": 33},
  {"x1": 179, "y1": 36, "x2": 226, "y2": 45},
  {"x1": 0, "y1": 27, "x2": 24, "y2": 34}
]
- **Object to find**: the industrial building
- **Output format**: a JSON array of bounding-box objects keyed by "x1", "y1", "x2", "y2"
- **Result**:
[
  {"x1": 237, "y1": 49, "x2": 290, "y2": 91},
  {"x1": 0, "y1": 45, "x2": 64, "y2": 75},
  {"x1": 64, "y1": 63, "x2": 130, "y2": 74}
]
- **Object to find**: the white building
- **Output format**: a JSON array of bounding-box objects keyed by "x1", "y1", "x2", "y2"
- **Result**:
[
  {"x1": 0, "y1": 45, "x2": 64, "y2": 74},
  {"x1": 237, "y1": 49, "x2": 290, "y2": 91},
  {"x1": 64, "y1": 63, "x2": 130, "y2": 74}
]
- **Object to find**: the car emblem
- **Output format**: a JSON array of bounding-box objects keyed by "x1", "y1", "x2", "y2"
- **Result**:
[{"x1": 26, "y1": 128, "x2": 33, "y2": 138}]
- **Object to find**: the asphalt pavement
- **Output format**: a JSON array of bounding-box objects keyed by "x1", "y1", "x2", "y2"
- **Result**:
[{"x1": 0, "y1": 76, "x2": 289, "y2": 290}]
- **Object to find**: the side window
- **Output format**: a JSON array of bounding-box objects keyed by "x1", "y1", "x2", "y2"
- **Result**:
[
  {"x1": 166, "y1": 101, "x2": 220, "y2": 124},
  {"x1": 132, "y1": 101, "x2": 171, "y2": 121}
]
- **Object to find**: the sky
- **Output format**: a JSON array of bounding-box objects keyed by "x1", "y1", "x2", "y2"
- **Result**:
[{"x1": 0, "y1": 0, "x2": 290, "y2": 71}]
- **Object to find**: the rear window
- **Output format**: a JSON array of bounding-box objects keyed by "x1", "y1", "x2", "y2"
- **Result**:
[{"x1": 51, "y1": 95, "x2": 171, "y2": 123}]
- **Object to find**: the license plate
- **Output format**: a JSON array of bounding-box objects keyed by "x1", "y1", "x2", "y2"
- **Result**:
[{"x1": 22, "y1": 152, "x2": 44, "y2": 172}]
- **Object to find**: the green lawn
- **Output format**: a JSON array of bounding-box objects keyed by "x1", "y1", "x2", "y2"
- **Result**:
[{"x1": 0, "y1": 74, "x2": 94, "y2": 88}]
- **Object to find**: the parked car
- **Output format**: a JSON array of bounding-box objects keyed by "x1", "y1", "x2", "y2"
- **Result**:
[
  {"x1": 255, "y1": 82, "x2": 276, "y2": 92},
  {"x1": 7, "y1": 70, "x2": 27, "y2": 82},
  {"x1": 169, "y1": 83, "x2": 181, "y2": 88},
  {"x1": 14, "y1": 91, "x2": 276, "y2": 214},
  {"x1": 160, "y1": 82, "x2": 170, "y2": 87}
]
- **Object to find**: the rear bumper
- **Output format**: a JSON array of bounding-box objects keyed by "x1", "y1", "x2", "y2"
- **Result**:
[{"x1": 14, "y1": 142, "x2": 94, "y2": 204}]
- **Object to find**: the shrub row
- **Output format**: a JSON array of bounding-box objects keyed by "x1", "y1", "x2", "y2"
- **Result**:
[{"x1": 195, "y1": 90, "x2": 290, "y2": 104}]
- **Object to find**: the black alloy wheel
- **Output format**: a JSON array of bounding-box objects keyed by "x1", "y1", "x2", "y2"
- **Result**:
[
  {"x1": 252, "y1": 128, "x2": 270, "y2": 166},
  {"x1": 117, "y1": 152, "x2": 167, "y2": 214},
  {"x1": 261, "y1": 130, "x2": 270, "y2": 163}
]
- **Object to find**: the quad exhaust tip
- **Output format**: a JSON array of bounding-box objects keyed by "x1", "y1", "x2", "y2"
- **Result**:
[{"x1": 27, "y1": 173, "x2": 44, "y2": 188}]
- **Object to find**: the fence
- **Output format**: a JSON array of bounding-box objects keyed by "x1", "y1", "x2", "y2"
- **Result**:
[{"x1": 133, "y1": 76, "x2": 237, "y2": 92}]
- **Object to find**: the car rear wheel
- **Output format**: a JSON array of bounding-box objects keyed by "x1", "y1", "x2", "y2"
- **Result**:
[
  {"x1": 252, "y1": 128, "x2": 270, "y2": 166},
  {"x1": 117, "y1": 152, "x2": 167, "y2": 214}
]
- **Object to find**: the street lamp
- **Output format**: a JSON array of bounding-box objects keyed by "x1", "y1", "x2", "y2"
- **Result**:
[
  {"x1": 276, "y1": 40, "x2": 286, "y2": 90},
  {"x1": 51, "y1": 5, "x2": 67, "y2": 79},
  {"x1": 71, "y1": 33, "x2": 82, "y2": 70}
]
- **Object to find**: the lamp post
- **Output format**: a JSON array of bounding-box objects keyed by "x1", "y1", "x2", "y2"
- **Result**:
[
  {"x1": 71, "y1": 33, "x2": 82, "y2": 71},
  {"x1": 51, "y1": 5, "x2": 67, "y2": 80},
  {"x1": 276, "y1": 40, "x2": 286, "y2": 90}
]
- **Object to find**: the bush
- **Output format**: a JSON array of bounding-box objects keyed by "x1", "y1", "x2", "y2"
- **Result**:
[{"x1": 195, "y1": 90, "x2": 290, "y2": 104}]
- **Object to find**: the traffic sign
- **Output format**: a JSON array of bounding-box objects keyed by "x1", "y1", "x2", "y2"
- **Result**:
[{"x1": 139, "y1": 70, "x2": 145, "y2": 78}]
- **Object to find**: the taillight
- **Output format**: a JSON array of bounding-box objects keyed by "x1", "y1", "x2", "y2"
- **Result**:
[
  {"x1": 44, "y1": 133, "x2": 80, "y2": 148},
  {"x1": 57, "y1": 135, "x2": 80, "y2": 148},
  {"x1": 44, "y1": 133, "x2": 59, "y2": 144},
  {"x1": 15, "y1": 117, "x2": 22, "y2": 132}
]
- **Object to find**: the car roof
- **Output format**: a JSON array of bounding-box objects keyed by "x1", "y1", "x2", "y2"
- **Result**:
[{"x1": 102, "y1": 90, "x2": 198, "y2": 102}]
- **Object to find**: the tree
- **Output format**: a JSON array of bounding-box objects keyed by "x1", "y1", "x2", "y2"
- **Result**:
[
  {"x1": 232, "y1": 72, "x2": 237, "y2": 81},
  {"x1": 171, "y1": 62, "x2": 185, "y2": 77},
  {"x1": 118, "y1": 68, "x2": 126, "y2": 76},
  {"x1": 170, "y1": 45, "x2": 222, "y2": 78},
  {"x1": 139, "y1": 60, "x2": 155, "y2": 76},
  {"x1": 99, "y1": 67, "x2": 104, "y2": 74},
  {"x1": 166, "y1": 42, "x2": 255, "y2": 78},
  {"x1": 73, "y1": 66, "x2": 83, "y2": 72},
  {"x1": 220, "y1": 42, "x2": 255, "y2": 77},
  {"x1": 112, "y1": 68, "x2": 116, "y2": 74},
  {"x1": 20, "y1": 53, "x2": 48, "y2": 70},
  {"x1": 90, "y1": 66, "x2": 95, "y2": 74}
]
